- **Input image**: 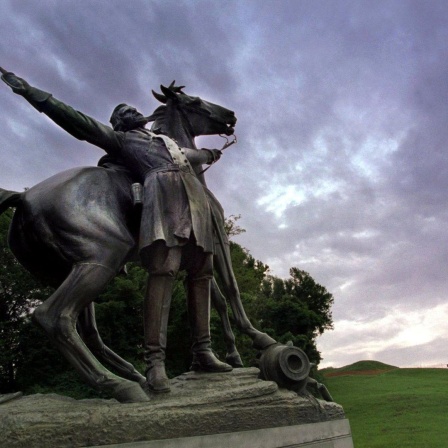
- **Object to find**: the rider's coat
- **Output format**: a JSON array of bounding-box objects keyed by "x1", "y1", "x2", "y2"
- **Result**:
[{"x1": 27, "y1": 91, "x2": 215, "y2": 254}]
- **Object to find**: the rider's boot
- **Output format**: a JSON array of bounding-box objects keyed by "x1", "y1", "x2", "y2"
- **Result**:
[
  {"x1": 188, "y1": 277, "x2": 233, "y2": 373},
  {"x1": 143, "y1": 274, "x2": 174, "y2": 393}
]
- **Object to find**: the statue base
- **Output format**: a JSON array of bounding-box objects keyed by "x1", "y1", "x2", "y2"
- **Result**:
[
  {"x1": 0, "y1": 368, "x2": 353, "y2": 448},
  {"x1": 89, "y1": 420, "x2": 353, "y2": 448}
]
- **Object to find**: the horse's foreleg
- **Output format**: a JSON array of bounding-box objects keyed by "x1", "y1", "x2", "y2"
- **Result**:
[
  {"x1": 77, "y1": 303, "x2": 146, "y2": 386},
  {"x1": 210, "y1": 278, "x2": 243, "y2": 367},
  {"x1": 214, "y1": 244, "x2": 277, "y2": 350},
  {"x1": 33, "y1": 262, "x2": 149, "y2": 403}
]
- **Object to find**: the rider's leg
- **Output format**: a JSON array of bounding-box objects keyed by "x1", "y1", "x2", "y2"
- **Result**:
[
  {"x1": 185, "y1": 248, "x2": 232, "y2": 373},
  {"x1": 141, "y1": 241, "x2": 181, "y2": 392}
]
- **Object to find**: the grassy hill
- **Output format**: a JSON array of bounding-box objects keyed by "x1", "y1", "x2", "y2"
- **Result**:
[
  {"x1": 320, "y1": 363, "x2": 448, "y2": 447},
  {"x1": 321, "y1": 360, "x2": 397, "y2": 377}
]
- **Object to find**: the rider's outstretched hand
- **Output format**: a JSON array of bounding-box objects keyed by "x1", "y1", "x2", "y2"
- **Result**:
[{"x1": 0, "y1": 68, "x2": 30, "y2": 95}]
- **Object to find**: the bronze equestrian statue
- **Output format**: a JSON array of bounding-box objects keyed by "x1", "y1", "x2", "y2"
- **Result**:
[{"x1": 0, "y1": 69, "x2": 276, "y2": 402}]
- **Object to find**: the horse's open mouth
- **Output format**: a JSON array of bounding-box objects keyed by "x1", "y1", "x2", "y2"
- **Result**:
[
  {"x1": 225, "y1": 125, "x2": 235, "y2": 135},
  {"x1": 225, "y1": 116, "x2": 237, "y2": 135}
]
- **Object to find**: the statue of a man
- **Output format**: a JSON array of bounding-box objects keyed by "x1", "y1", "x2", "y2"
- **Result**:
[{"x1": 1, "y1": 70, "x2": 232, "y2": 393}]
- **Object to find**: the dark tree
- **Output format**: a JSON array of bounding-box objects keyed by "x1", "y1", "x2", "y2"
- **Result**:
[
  {"x1": 257, "y1": 268, "x2": 334, "y2": 364},
  {"x1": 0, "y1": 209, "x2": 53, "y2": 393}
]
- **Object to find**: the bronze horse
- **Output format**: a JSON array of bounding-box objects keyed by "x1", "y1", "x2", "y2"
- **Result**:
[{"x1": 0, "y1": 82, "x2": 275, "y2": 402}]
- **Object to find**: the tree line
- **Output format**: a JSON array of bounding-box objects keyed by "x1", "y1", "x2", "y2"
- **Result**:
[{"x1": 0, "y1": 212, "x2": 333, "y2": 398}]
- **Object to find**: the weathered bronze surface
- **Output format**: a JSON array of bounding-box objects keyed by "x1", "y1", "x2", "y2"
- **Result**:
[{"x1": 0, "y1": 69, "x2": 278, "y2": 402}]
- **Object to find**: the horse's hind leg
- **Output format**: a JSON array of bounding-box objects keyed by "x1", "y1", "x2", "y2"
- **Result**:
[
  {"x1": 77, "y1": 303, "x2": 145, "y2": 385},
  {"x1": 214, "y1": 244, "x2": 277, "y2": 350},
  {"x1": 210, "y1": 278, "x2": 243, "y2": 367},
  {"x1": 33, "y1": 262, "x2": 149, "y2": 403}
]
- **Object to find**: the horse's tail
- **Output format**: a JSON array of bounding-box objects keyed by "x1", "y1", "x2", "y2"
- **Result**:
[{"x1": 0, "y1": 188, "x2": 22, "y2": 215}]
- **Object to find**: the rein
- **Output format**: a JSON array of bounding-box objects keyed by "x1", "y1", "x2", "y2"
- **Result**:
[{"x1": 219, "y1": 134, "x2": 238, "y2": 151}]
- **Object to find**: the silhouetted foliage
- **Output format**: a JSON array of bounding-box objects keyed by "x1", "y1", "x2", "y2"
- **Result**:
[
  {"x1": 256, "y1": 268, "x2": 334, "y2": 364},
  {"x1": 0, "y1": 209, "x2": 53, "y2": 393}
]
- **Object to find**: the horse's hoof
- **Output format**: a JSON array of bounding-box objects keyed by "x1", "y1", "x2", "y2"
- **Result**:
[
  {"x1": 252, "y1": 332, "x2": 277, "y2": 350},
  {"x1": 0, "y1": 392, "x2": 23, "y2": 405},
  {"x1": 113, "y1": 382, "x2": 150, "y2": 403},
  {"x1": 226, "y1": 351, "x2": 244, "y2": 368}
]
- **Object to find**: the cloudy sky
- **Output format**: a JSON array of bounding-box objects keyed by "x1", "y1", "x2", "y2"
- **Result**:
[{"x1": 1, "y1": 0, "x2": 448, "y2": 369}]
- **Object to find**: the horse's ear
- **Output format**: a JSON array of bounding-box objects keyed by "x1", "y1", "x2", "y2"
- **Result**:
[
  {"x1": 152, "y1": 90, "x2": 167, "y2": 104},
  {"x1": 160, "y1": 84, "x2": 178, "y2": 100},
  {"x1": 168, "y1": 81, "x2": 186, "y2": 93}
]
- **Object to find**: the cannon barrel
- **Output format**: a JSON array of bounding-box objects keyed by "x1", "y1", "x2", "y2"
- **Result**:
[{"x1": 258, "y1": 344, "x2": 311, "y2": 393}]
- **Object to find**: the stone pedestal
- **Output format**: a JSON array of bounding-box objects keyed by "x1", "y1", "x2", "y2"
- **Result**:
[
  {"x1": 0, "y1": 368, "x2": 353, "y2": 448},
  {"x1": 90, "y1": 420, "x2": 353, "y2": 448}
]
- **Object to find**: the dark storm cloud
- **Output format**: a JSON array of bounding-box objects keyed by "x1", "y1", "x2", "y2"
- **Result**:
[
  {"x1": 1, "y1": 0, "x2": 448, "y2": 367},
  {"x1": 0, "y1": 0, "x2": 241, "y2": 184}
]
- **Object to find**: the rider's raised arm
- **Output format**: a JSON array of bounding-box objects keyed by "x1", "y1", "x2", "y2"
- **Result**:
[
  {"x1": 41, "y1": 96, "x2": 123, "y2": 154},
  {"x1": 1, "y1": 70, "x2": 122, "y2": 155}
]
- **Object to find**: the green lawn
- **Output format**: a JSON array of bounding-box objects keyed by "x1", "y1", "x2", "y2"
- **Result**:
[{"x1": 323, "y1": 366, "x2": 448, "y2": 447}]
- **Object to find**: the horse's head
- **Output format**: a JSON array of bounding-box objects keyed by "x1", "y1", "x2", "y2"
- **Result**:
[{"x1": 148, "y1": 82, "x2": 236, "y2": 145}]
